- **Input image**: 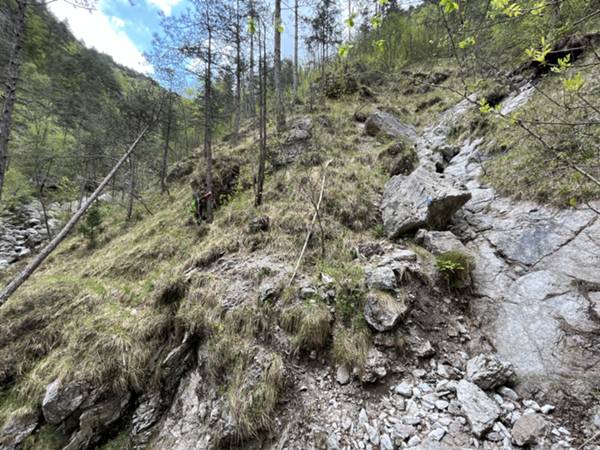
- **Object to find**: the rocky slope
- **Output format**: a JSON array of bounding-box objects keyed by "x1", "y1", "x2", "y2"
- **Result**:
[{"x1": 1, "y1": 78, "x2": 600, "y2": 450}]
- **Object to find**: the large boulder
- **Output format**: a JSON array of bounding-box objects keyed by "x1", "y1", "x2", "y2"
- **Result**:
[
  {"x1": 42, "y1": 378, "x2": 88, "y2": 425},
  {"x1": 466, "y1": 354, "x2": 515, "y2": 390},
  {"x1": 364, "y1": 291, "x2": 408, "y2": 332},
  {"x1": 456, "y1": 380, "x2": 501, "y2": 438},
  {"x1": 381, "y1": 167, "x2": 471, "y2": 239},
  {"x1": 365, "y1": 110, "x2": 417, "y2": 141}
]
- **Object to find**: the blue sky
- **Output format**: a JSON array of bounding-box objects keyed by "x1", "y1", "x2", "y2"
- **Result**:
[{"x1": 48, "y1": 0, "x2": 307, "y2": 75}]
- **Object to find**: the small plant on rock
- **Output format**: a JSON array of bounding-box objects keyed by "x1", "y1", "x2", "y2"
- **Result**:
[{"x1": 436, "y1": 251, "x2": 474, "y2": 289}]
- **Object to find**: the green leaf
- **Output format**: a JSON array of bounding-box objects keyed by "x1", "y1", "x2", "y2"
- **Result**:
[
  {"x1": 373, "y1": 39, "x2": 385, "y2": 53},
  {"x1": 370, "y1": 14, "x2": 382, "y2": 30},
  {"x1": 564, "y1": 72, "x2": 585, "y2": 92},
  {"x1": 458, "y1": 36, "x2": 476, "y2": 49},
  {"x1": 344, "y1": 13, "x2": 357, "y2": 29},
  {"x1": 247, "y1": 16, "x2": 256, "y2": 35},
  {"x1": 440, "y1": 0, "x2": 459, "y2": 13},
  {"x1": 338, "y1": 43, "x2": 354, "y2": 58}
]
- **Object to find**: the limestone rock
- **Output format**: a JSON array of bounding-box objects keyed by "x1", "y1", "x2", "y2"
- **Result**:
[
  {"x1": 456, "y1": 380, "x2": 501, "y2": 437},
  {"x1": 466, "y1": 354, "x2": 515, "y2": 390},
  {"x1": 336, "y1": 365, "x2": 351, "y2": 385},
  {"x1": 415, "y1": 229, "x2": 469, "y2": 256},
  {"x1": 42, "y1": 378, "x2": 88, "y2": 425},
  {"x1": 511, "y1": 413, "x2": 548, "y2": 446},
  {"x1": 0, "y1": 410, "x2": 38, "y2": 450},
  {"x1": 365, "y1": 109, "x2": 417, "y2": 141},
  {"x1": 64, "y1": 392, "x2": 131, "y2": 450},
  {"x1": 364, "y1": 291, "x2": 407, "y2": 332},
  {"x1": 381, "y1": 167, "x2": 471, "y2": 239},
  {"x1": 365, "y1": 266, "x2": 397, "y2": 292},
  {"x1": 359, "y1": 348, "x2": 388, "y2": 383}
]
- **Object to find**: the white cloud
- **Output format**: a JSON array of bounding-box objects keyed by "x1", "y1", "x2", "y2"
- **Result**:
[
  {"x1": 146, "y1": 0, "x2": 182, "y2": 16},
  {"x1": 48, "y1": 2, "x2": 153, "y2": 74},
  {"x1": 111, "y1": 16, "x2": 125, "y2": 28}
]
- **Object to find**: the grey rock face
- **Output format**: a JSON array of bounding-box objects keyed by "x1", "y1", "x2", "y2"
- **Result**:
[
  {"x1": 511, "y1": 413, "x2": 548, "y2": 446},
  {"x1": 42, "y1": 378, "x2": 88, "y2": 425},
  {"x1": 442, "y1": 83, "x2": 600, "y2": 400},
  {"x1": 365, "y1": 109, "x2": 417, "y2": 140},
  {"x1": 381, "y1": 167, "x2": 471, "y2": 239},
  {"x1": 456, "y1": 380, "x2": 501, "y2": 437},
  {"x1": 364, "y1": 291, "x2": 407, "y2": 332},
  {"x1": 415, "y1": 229, "x2": 469, "y2": 256},
  {"x1": 64, "y1": 392, "x2": 131, "y2": 450},
  {"x1": 0, "y1": 411, "x2": 38, "y2": 450},
  {"x1": 466, "y1": 354, "x2": 515, "y2": 390},
  {"x1": 365, "y1": 266, "x2": 397, "y2": 292}
]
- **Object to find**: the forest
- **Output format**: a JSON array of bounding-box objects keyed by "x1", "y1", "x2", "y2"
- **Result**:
[{"x1": 1, "y1": 0, "x2": 600, "y2": 449}]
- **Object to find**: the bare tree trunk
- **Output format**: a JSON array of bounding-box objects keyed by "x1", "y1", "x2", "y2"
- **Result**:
[
  {"x1": 293, "y1": 0, "x2": 299, "y2": 103},
  {"x1": 255, "y1": 22, "x2": 267, "y2": 207},
  {"x1": 0, "y1": 127, "x2": 149, "y2": 306},
  {"x1": 248, "y1": 0, "x2": 256, "y2": 118},
  {"x1": 161, "y1": 91, "x2": 173, "y2": 194},
  {"x1": 204, "y1": 22, "x2": 214, "y2": 222},
  {"x1": 274, "y1": 0, "x2": 285, "y2": 132},
  {"x1": 0, "y1": 0, "x2": 27, "y2": 201},
  {"x1": 233, "y1": 0, "x2": 242, "y2": 144}
]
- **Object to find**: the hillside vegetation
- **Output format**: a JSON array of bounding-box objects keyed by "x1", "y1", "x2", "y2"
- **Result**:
[{"x1": 1, "y1": 0, "x2": 600, "y2": 449}]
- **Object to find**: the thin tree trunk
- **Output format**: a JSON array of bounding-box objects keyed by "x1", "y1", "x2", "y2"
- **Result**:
[
  {"x1": 255, "y1": 22, "x2": 267, "y2": 207},
  {"x1": 161, "y1": 91, "x2": 173, "y2": 194},
  {"x1": 274, "y1": 0, "x2": 285, "y2": 132},
  {"x1": 0, "y1": 127, "x2": 149, "y2": 306},
  {"x1": 0, "y1": 0, "x2": 27, "y2": 201},
  {"x1": 293, "y1": 0, "x2": 299, "y2": 103},
  {"x1": 249, "y1": 0, "x2": 256, "y2": 118},
  {"x1": 204, "y1": 22, "x2": 214, "y2": 222},
  {"x1": 233, "y1": 0, "x2": 242, "y2": 144}
]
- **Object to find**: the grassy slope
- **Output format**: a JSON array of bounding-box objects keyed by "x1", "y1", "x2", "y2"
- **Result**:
[{"x1": 2, "y1": 49, "x2": 598, "y2": 446}]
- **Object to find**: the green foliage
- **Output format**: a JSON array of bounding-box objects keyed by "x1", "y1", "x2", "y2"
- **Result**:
[
  {"x1": 436, "y1": 251, "x2": 473, "y2": 288},
  {"x1": 79, "y1": 203, "x2": 104, "y2": 249}
]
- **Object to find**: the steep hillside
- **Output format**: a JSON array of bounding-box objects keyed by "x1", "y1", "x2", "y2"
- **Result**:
[{"x1": 1, "y1": 45, "x2": 600, "y2": 449}]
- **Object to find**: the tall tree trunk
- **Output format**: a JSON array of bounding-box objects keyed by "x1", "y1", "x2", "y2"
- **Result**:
[
  {"x1": 161, "y1": 91, "x2": 173, "y2": 194},
  {"x1": 274, "y1": 0, "x2": 285, "y2": 132},
  {"x1": 293, "y1": 0, "x2": 299, "y2": 103},
  {"x1": 255, "y1": 23, "x2": 267, "y2": 207},
  {"x1": 0, "y1": 0, "x2": 27, "y2": 201},
  {"x1": 249, "y1": 0, "x2": 256, "y2": 118},
  {"x1": 233, "y1": 0, "x2": 242, "y2": 145},
  {"x1": 204, "y1": 22, "x2": 214, "y2": 222},
  {"x1": 0, "y1": 127, "x2": 149, "y2": 306}
]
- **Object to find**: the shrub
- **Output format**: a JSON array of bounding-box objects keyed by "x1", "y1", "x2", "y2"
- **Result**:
[
  {"x1": 79, "y1": 203, "x2": 104, "y2": 248},
  {"x1": 436, "y1": 251, "x2": 474, "y2": 289}
]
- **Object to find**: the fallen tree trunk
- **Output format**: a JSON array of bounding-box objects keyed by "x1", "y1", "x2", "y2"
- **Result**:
[{"x1": 0, "y1": 127, "x2": 149, "y2": 306}]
